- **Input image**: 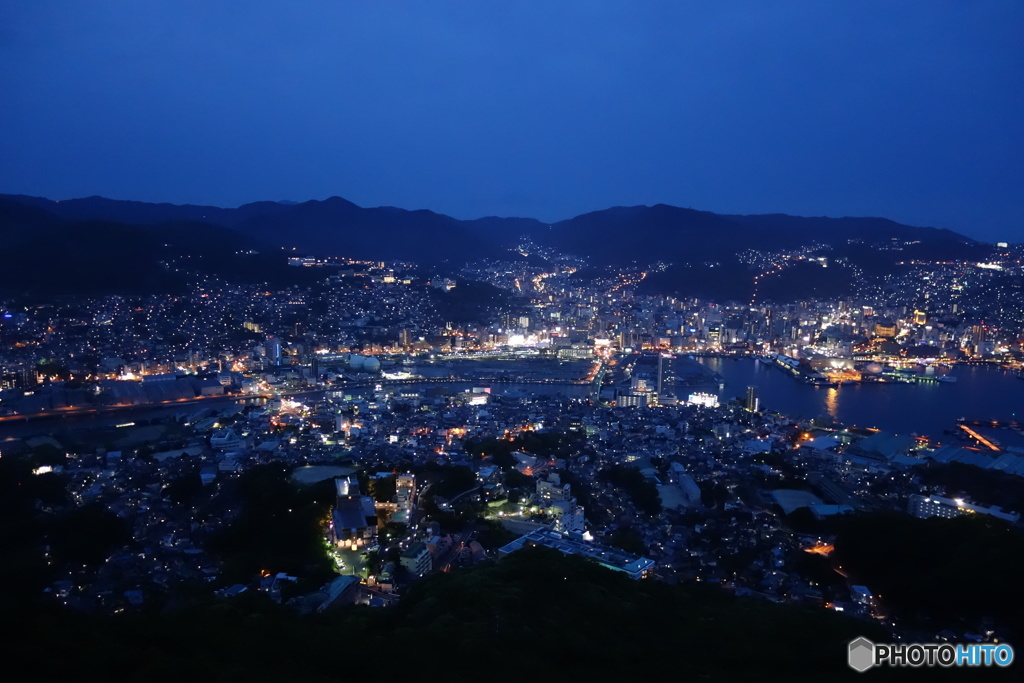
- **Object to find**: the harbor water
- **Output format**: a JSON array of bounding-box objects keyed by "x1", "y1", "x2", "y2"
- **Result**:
[{"x1": 696, "y1": 357, "x2": 1023, "y2": 439}]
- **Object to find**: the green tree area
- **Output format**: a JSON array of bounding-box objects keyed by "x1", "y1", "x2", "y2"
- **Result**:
[
  {"x1": 913, "y1": 461, "x2": 1024, "y2": 514},
  {"x1": 599, "y1": 463, "x2": 662, "y2": 515},
  {"x1": 0, "y1": 454, "x2": 130, "y2": 613},
  {"x1": 472, "y1": 518, "x2": 518, "y2": 550},
  {"x1": 367, "y1": 474, "x2": 397, "y2": 503},
  {"x1": 204, "y1": 463, "x2": 336, "y2": 586},
  {"x1": 0, "y1": 547, "x2": 903, "y2": 682},
  {"x1": 414, "y1": 464, "x2": 482, "y2": 531},
  {"x1": 604, "y1": 527, "x2": 647, "y2": 555},
  {"x1": 463, "y1": 430, "x2": 584, "y2": 468},
  {"x1": 419, "y1": 463, "x2": 477, "y2": 500},
  {"x1": 830, "y1": 512, "x2": 1024, "y2": 640},
  {"x1": 429, "y1": 278, "x2": 516, "y2": 324},
  {"x1": 501, "y1": 468, "x2": 534, "y2": 504}
]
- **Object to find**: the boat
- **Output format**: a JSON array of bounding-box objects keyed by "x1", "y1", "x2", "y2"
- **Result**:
[{"x1": 935, "y1": 375, "x2": 958, "y2": 383}]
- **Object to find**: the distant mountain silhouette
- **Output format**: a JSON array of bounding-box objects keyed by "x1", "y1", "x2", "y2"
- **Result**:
[
  {"x1": 0, "y1": 194, "x2": 542, "y2": 263},
  {"x1": 2, "y1": 193, "x2": 260, "y2": 226},
  {"x1": 724, "y1": 212, "x2": 970, "y2": 246},
  {"x1": 546, "y1": 205, "x2": 762, "y2": 262},
  {"x1": 1, "y1": 193, "x2": 980, "y2": 264},
  {"x1": 0, "y1": 198, "x2": 322, "y2": 297},
  {"x1": 232, "y1": 196, "x2": 526, "y2": 262},
  {"x1": 0, "y1": 192, "x2": 991, "y2": 299},
  {"x1": 0, "y1": 196, "x2": 67, "y2": 243},
  {"x1": 544, "y1": 204, "x2": 978, "y2": 265}
]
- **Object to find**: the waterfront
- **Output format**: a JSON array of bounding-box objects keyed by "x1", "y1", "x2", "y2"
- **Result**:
[
  {"x1": 697, "y1": 357, "x2": 1024, "y2": 439},
  {"x1": 0, "y1": 397, "x2": 250, "y2": 441},
  {"x1": 3, "y1": 357, "x2": 1021, "y2": 446}
]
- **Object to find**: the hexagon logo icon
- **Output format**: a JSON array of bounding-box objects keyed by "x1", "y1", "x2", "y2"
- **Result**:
[{"x1": 848, "y1": 637, "x2": 875, "y2": 672}]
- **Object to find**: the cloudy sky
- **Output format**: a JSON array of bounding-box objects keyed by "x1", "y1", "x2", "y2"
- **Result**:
[{"x1": 1, "y1": 1, "x2": 1022, "y2": 240}]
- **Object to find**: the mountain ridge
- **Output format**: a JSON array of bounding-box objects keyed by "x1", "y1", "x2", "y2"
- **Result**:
[
  {"x1": 0, "y1": 193, "x2": 987, "y2": 293},
  {"x1": 0, "y1": 192, "x2": 994, "y2": 300},
  {"x1": 1, "y1": 191, "x2": 976, "y2": 240}
]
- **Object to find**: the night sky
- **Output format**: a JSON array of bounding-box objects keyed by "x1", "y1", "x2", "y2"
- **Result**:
[{"x1": 1, "y1": 2, "x2": 1022, "y2": 241}]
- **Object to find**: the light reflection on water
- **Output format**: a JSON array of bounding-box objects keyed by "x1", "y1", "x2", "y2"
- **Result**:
[
  {"x1": 824, "y1": 387, "x2": 839, "y2": 419},
  {"x1": 696, "y1": 357, "x2": 1023, "y2": 439}
]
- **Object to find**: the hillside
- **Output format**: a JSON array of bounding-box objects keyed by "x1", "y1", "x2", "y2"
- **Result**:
[
  {"x1": 0, "y1": 193, "x2": 988, "y2": 300},
  {"x1": 0, "y1": 546, "x2": 897, "y2": 682}
]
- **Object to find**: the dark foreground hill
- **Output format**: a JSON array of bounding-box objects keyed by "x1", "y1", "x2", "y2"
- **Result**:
[{"x1": 1, "y1": 546, "x2": 907, "y2": 682}]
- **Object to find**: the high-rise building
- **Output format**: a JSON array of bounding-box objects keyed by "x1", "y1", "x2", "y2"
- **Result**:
[
  {"x1": 15, "y1": 366, "x2": 38, "y2": 389},
  {"x1": 266, "y1": 336, "x2": 282, "y2": 365},
  {"x1": 745, "y1": 385, "x2": 759, "y2": 412},
  {"x1": 707, "y1": 325, "x2": 721, "y2": 347},
  {"x1": 656, "y1": 353, "x2": 676, "y2": 405}
]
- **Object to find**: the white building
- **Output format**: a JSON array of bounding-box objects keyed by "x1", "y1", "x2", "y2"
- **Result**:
[
  {"x1": 400, "y1": 542, "x2": 432, "y2": 576},
  {"x1": 908, "y1": 494, "x2": 1019, "y2": 523}
]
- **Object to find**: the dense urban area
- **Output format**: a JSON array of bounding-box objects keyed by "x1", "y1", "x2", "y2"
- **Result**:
[{"x1": 3, "y1": 223, "x2": 1024, "y2": 679}]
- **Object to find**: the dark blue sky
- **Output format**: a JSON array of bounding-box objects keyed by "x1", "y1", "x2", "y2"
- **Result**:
[{"x1": 1, "y1": 2, "x2": 1022, "y2": 241}]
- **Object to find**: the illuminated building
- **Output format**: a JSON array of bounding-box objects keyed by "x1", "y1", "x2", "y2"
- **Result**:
[
  {"x1": 873, "y1": 321, "x2": 898, "y2": 338},
  {"x1": 15, "y1": 367, "x2": 37, "y2": 388},
  {"x1": 266, "y1": 336, "x2": 282, "y2": 364},
  {"x1": 745, "y1": 385, "x2": 759, "y2": 412},
  {"x1": 400, "y1": 542, "x2": 432, "y2": 576},
  {"x1": 331, "y1": 476, "x2": 378, "y2": 548},
  {"x1": 393, "y1": 474, "x2": 416, "y2": 524},
  {"x1": 687, "y1": 392, "x2": 719, "y2": 408},
  {"x1": 659, "y1": 352, "x2": 675, "y2": 405},
  {"x1": 908, "y1": 494, "x2": 1019, "y2": 523},
  {"x1": 707, "y1": 325, "x2": 721, "y2": 348},
  {"x1": 550, "y1": 502, "x2": 586, "y2": 534},
  {"x1": 498, "y1": 528, "x2": 654, "y2": 580},
  {"x1": 537, "y1": 474, "x2": 572, "y2": 505},
  {"x1": 616, "y1": 393, "x2": 648, "y2": 408}
]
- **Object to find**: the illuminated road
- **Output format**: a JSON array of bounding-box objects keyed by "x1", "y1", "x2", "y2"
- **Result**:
[
  {"x1": 0, "y1": 392, "x2": 257, "y2": 424},
  {"x1": 959, "y1": 424, "x2": 1001, "y2": 451}
]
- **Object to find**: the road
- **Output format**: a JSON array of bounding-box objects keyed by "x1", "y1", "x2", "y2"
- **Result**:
[{"x1": 0, "y1": 392, "x2": 256, "y2": 424}]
